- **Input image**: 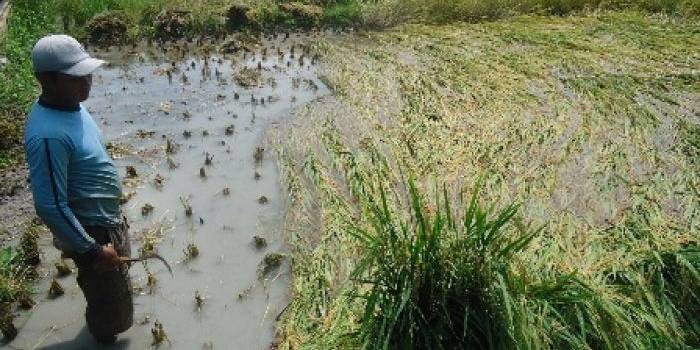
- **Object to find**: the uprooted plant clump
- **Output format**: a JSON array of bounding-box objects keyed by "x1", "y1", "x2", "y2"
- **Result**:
[
  {"x1": 85, "y1": 11, "x2": 129, "y2": 46},
  {"x1": 258, "y1": 252, "x2": 285, "y2": 278},
  {"x1": 233, "y1": 67, "x2": 262, "y2": 88},
  {"x1": 0, "y1": 302, "x2": 18, "y2": 341},
  {"x1": 226, "y1": 4, "x2": 254, "y2": 30},
  {"x1": 48, "y1": 279, "x2": 64, "y2": 298},
  {"x1": 183, "y1": 243, "x2": 200, "y2": 262},
  {"x1": 153, "y1": 10, "x2": 192, "y2": 40},
  {"x1": 280, "y1": 2, "x2": 324, "y2": 27}
]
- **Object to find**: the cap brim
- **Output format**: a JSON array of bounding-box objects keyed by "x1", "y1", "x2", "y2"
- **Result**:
[{"x1": 60, "y1": 57, "x2": 106, "y2": 76}]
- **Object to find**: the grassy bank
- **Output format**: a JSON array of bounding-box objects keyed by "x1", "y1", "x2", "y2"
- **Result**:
[
  {"x1": 0, "y1": 0, "x2": 58, "y2": 168},
  {"x1": 272, "y1": 11, "x2": 700, "y2": 349}
]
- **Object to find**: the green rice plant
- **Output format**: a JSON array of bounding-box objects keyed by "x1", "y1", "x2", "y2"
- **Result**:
[
  {"x1": 345, "y1": 173, "x2": 698, "y2": 349},
  {"x1": 607, "y1": 248, "x2": 700, "y2": 346},
  {"x1": 0, "y1": 247, "x2": 32, "y2": 304},
  {"x1": 349, "y1": 176, "x2": 539, "y2": 349},
  {"x1": 322, "y1": 2, "x2": 362, "y2": 27},
  {"x1": 55, "y1": 0, "x2": 121, "y2": 29}
]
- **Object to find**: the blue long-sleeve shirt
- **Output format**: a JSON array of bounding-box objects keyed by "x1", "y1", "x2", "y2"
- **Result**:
[{"x1": 25, "y1": 99, "x2": 122, "y2": 261}]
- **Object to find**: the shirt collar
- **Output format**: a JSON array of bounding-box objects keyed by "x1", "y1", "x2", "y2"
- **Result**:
[{"x1": 38, "y1": 97, "x2": 81, "y2": 112}]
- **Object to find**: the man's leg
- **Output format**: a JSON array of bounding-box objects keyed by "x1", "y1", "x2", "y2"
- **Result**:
[{"x1": 75, "y1": 222, "x2": 133, "y2": 344}]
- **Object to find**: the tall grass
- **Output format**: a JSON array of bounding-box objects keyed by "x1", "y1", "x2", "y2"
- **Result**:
[
  {"x1": 350, "y1": 177, "x2": 537, "y2": 349},
  {"x1": 347, "y1": 174, "x2": 700, "y2": 349},
  {"x1": 0, "y1": 247, "x2": 32, "y2": 304}
]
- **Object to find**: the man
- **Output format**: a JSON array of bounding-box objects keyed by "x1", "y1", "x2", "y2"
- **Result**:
[{"x1": 24, "y1": 34, "x2": 133, "y2": 345}]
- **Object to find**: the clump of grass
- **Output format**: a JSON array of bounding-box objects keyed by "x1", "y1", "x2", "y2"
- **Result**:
[
  {"x1": 16, "y1": 291, "x2": 35, "y2": 310},
  {"x1": 252, "y1": 235, "x2": 268, "y2": 249},
  {"x1": 194, "y1": 290, "x2": 205, "y2": 311},
  {"x1": 54, "y1": 260, "x2": 72, "y2": 277},
  {"x1": 120, "y1": 191, "x2": 136, "y2": 205},
  {"x1": 20, "y1": 225, "x2": 41, "y2": 266},
  {"x1": 0, "y1": 302, "x2": 18, "y2": 341},
  {"x1": 608, "y1": 248, "x2": 700, "y2": 346},
  {"x1": 48, "y1": 278, "x2": 64, "y2": 297},
  {"x1": 254, "y1": 147, "x2": 264, "y2": 165},
  {"x1": 180, "y1": 195, "x2": 193, "y2": 217},
  {"x1": 141, "y1": 203, "x2": 155, "y2": 216},
  {"x1": 280, "y1": 2, "x2": 324, "y2": 28},
  {"x1": 151, "y1": 320, "x2": 170, "y2": 345},
  {"x1": 226, "y1": 4, "x2": 254, "y2": 30},
  {"x1": 85, "y1": 10, "x2": 129, "y2": 46},
  {"x1": 0, "y1": 247, "x2": 34, "y2": 304},
  {"x1": 146, "y1": 270, "x2": 157, "y2": 294},
  {"x1": 153, "y1": 173, "x2": 165, "y2": 188},
  {"x1": 351, "y1": 178, "x2": 537, "y2": 349},
  {"x1": 259, "y1": 252, "x2": 285, "y2": 278},
  {"x1": 183, "y1": 242, "x2": 200, "y2": 262},
  {"x1": 322, "y1": 2, "x2": 362, "y2": 27},
  {"x1": 126, "y1": 165, "x2": 138, "y2": 178}
]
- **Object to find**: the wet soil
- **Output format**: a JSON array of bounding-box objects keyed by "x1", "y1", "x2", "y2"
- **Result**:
[
  {"x1": 0, "y1": 166, "x2": 34, "y2": 245},
  {"x1": 6, "y1": 32, "x2": 330, "y2": 349}
]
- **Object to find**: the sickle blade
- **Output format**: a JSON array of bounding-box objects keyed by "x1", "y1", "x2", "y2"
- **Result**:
[{"x1": 120, "y1": 253, "x2": 173, "y2": 276}]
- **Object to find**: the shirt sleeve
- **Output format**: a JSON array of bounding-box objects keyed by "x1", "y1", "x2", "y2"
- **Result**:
[{"x1": 26, "y1": 138, "x2": 102, "y2": 262}]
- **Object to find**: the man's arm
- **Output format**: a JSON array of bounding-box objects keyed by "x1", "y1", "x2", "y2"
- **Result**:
[{"x1": 26, "y1": 137, "x2": 102, "y2": 263}]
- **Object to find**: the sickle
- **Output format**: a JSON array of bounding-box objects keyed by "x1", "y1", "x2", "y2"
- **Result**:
[{"x1": 120, "y1": 253, "x2": 173, "y2": 276}]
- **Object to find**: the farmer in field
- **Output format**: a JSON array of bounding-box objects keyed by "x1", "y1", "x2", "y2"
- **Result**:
[{"x1": 24, "y1": 34, "x2": 133, "y2": 345}]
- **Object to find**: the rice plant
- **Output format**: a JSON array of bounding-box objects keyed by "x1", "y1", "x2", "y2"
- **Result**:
[
  {"x1": 0, "y1": 247, "x2": 33, "y2": 304},
  {"x1": 349, "y1": 177, "x2": 537, "y2": 349},
  {"x1": 271, "y1": 11, "x2": 700, "y2": 349}
]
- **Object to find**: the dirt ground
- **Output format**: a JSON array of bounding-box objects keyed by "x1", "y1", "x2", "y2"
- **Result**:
[{"x1": 0, "y1": 166, "x2": 36, "y2": 246}]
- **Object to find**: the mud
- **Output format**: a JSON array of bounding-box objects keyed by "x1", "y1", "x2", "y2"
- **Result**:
[
  {"x1": 7, "y1": 32, "x2": 329, "y2": 349},
  {"x1": 0, "y1": 166, "x2": 34, "y2": 246}
]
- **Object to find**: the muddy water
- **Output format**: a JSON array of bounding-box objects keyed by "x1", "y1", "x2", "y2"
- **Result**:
[{"x1": 8, "y1": 34, "x2": 329, "y2": 350}]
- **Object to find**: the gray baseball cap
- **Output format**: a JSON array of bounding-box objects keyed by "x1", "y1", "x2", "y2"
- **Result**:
[{"x1": 32, "y1": 34, "x2": 106, "y2": 76}]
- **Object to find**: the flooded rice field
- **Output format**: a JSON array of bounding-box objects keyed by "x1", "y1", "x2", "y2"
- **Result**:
[{"x1": 8, "y1": 33, "x2": 330, "y2": 349}]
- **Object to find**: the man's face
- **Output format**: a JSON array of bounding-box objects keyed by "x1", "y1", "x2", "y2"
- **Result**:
[
  {"x1": 38, "y1": 72, "x2": 93, "y2": 104},
  {"x1": 56, "y1": 73, "x2": 93, "y2": 103}
]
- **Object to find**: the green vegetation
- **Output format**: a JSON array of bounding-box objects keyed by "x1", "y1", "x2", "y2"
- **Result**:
[
  {"x1": 0, "y1": 222, "x2": 43, "y2": 339},
  {"x1": 0, "y1": 246, "x2": 32, "y2": 304},
  {"x1": 272, "y1": 11, "x2": 700, "y2": 349},
  {"x1": 351, "y1": 178, "x2": 541, "y2": 349},
  {"x1": 1, "y1": 0, "x2": 698, "y2": 168},
  {"x1": 0, "y1": 0, "x2": 57, "y2": 168},
  {"x1": 1, "y1": 1, "x2": 699, "y2": 348}
]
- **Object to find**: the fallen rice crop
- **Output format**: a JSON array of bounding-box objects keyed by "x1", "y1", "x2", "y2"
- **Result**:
[{"x1": 271, "y1": 11, "x2": 700, "y2": 349}]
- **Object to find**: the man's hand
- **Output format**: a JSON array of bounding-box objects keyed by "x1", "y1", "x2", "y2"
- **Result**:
[{"x1": 93, "y1": 243, "x2": 121, "y2": 272}]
